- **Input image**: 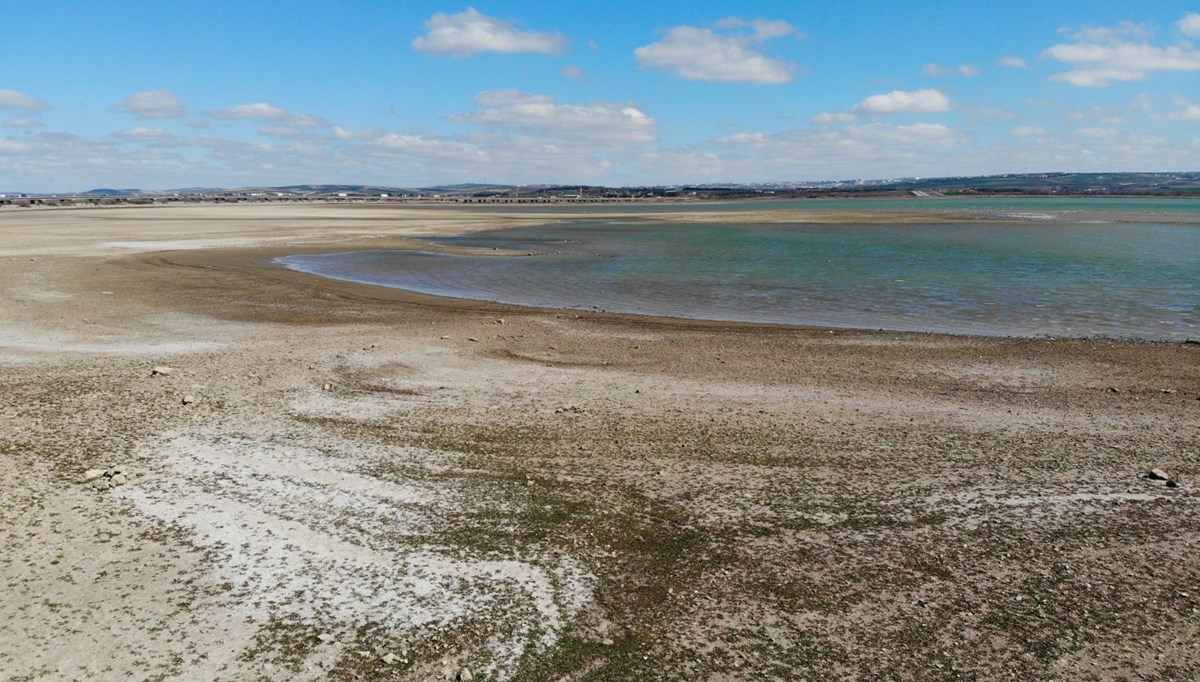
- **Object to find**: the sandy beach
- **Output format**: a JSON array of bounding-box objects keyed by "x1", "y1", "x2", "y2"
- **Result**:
[{"x1": 1, "y1": 203, "x2": 1197, "y2": 681}]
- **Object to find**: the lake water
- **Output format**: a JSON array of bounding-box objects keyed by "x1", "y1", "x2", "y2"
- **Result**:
[{"x1": 278, "y1": 199, "x2": 1200, "y2": 340}]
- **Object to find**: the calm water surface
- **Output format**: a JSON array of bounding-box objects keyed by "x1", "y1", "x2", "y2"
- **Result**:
[{"x1": 280, "y1": 200, "x2": 1200, "y2": 340}]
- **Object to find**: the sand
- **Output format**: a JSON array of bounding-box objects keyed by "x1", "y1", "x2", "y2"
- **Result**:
[{"x1": 1, "y1": 203, "x2": 1197, "y2": 680}]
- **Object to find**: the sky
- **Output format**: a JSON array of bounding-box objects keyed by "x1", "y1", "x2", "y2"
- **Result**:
[{"x1": 2, "y1": 1, "x2": 1199, "y2": 191}]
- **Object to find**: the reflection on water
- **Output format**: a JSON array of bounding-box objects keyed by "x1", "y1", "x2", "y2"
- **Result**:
[{"x1": 279, "y1": 219, "x2": 1200, "y2": 340}]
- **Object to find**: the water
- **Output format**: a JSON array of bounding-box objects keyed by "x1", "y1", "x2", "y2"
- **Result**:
[{"x1": 279, "y1": 200, "x2": 1200, "y2": 340}]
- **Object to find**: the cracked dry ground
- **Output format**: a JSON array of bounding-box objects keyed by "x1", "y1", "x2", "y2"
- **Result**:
[{"x1": 2, "y1": 278, "x2": 1199, "y2": 680}]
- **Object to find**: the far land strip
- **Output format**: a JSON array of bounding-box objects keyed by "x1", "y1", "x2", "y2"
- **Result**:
[{"x1": 1, "y1": 203, "x2": 1197, "y2": 680}]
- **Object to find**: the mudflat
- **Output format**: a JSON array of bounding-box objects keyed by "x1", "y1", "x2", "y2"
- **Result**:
[{"x1": 1, "y1": 203, "x2": 1197, "y2": 681}]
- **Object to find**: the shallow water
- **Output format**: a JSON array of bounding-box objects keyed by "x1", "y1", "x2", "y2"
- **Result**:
[{"x1": 279, "y1": 210, "x2": 1200, "y2": 340}]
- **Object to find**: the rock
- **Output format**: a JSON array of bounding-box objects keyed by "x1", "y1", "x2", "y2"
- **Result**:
[
  {"x1": 110, "y1": 473, "x2": 128, "y2": 486},
  {"x1": 1166, "y1": 479, "x2": 1179, "y2": 488},
  {"x1": 1105, "y1": 386, "x2": 1120, "y2": 393},
  {"x1": 181, "y1": 394, "x2": 195, "y2": 405},
  {"x1": 1145, "y1": 469, "x2": 1171, "y2": 481},
  {"x1": 322, "y1": 382, "x2": 332, "y2": 391},
  {"x1": 380, "y1": 652, "x2": 397, "y2": 664},
  {"x1": 458, "y1": 668, "x2": 474, "y2": 681},
  {"x1": 92, "y1": 477, "x2": 111, "y2": 490},
  {"x1": 317, "y1": 633, "x2": 334, "y2": 644},
  {"x1": 468, "y1": 337, "x2": 479, "y2": 342},
  {"x1": 151, "y1": 366, "x2": 174, "y2": 377},
  {"x1": 81, "y1": 469, "x2": 104, "y2": 483}
]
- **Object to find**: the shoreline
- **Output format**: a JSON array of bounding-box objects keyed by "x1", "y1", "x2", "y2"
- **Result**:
[{"x1": 2, "y1": 203, "x2": 1198, "y2": 680}]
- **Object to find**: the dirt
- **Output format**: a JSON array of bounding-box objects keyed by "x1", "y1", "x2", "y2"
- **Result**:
[{"x1": 1, "y1": 203, "x2": 1198, "y2": 681}]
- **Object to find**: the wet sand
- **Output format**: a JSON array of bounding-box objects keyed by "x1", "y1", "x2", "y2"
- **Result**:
[{"x1": 1, "y1": 203, "x2": 1198, "y2": 680}]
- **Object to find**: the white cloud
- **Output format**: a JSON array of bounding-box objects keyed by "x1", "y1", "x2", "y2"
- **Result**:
[
  {"x1": 3, "y1": 118, "x2": 45, "y2": 129},
  {"x1": 1009, "y1": 126, "x2": 1049, "y2": 137},
  {"x1": 0, "y1": 139, "x2": 33, "y2": 153},
  {"x1": 1180, "y1": 12, "x2": 1200, "y2": 38},
  {"x1": 1042, "y1": 17, "x2": 1200, "y2": 87},
  {"x1": 1076, "y1": 127, "x2": 1118, "y2": 138},
  {"x1": 411, "y1": 7, "x2": 566, "y2": 57},
  {"x1": 923, "y1": 63, "x2": 980, "y2": 77},
  {"x1": 852, "y1": 89, "x2": 951, "y2": 114},
  {"x1": 563, "y1": 65, "x2": 587, "y2": 82},
  {"x1": 810, "y1": 111, "x2": 858, "y2": 125},
  {"x1": 1155, "y1": 102, "x2": 1200, "y2": 121},
  {"x1": 112, "y1": 127, "x2": 176, "y2": 143},
  {"x1": 0, "y1": 90, "x2": 49, "y2": 113},
  {"x1": 998, "y1": 56, "x2": 1028, "y2": 68},
  {"x1": 634, "y1": 19, "x2": 796, "y2": 84},
  {"x1": 452, "y1": 90, "x2": 656, "y2": 146},
  {"x1": 112, "y1": 89, "x2": 184, "y2": 119},
  {"x1": 209, "y1": 102, "x2": 290, "y2": 120}
]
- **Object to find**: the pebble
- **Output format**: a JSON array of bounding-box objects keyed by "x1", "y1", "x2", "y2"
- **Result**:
[
  {"x1": 1145, "y1": 469, "x2": 1170, "y2": 481},
  {"x1": 81, "y1": 469, "x2": 105, "y2": 483},
  {"x1": 317, "y1": 633, "x2": 334, "y2": 644},
  {"x1": 323, "y1": 382, "x2": 332, "y2": 391},
  {"x1": 380, "y1": 652, "x2": 397, "y2": 664},
  {"x1": 458, "y1": 668, "x2": 473, "y2": 681},
  {"x1": 151, "y1": 366, "x2": 174, "y2": 377},
  {"x1": 110, "y1": 473, "x2": 128, "y2": 486},
  {"x1": 181, "y1": 394, "x2": 195, "y2": 405}
]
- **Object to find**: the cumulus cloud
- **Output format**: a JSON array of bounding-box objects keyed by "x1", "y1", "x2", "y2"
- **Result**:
[
  {"x1": 810, "y1": 111, "x2": 858, "y2": 125},
  {"x1": 1155, "y1": 102, "x2": 1200, "y2": 121},
  {"x1": 112, "y1": 89, "x2": 184, "y2": 119},
  {"x1": 1041, "y1": 16, "x2": 1200, "y2": 87},
  {"x1": 4, "y1": 118, "x2": 45, "y2": 129},
  {"x1": 411, "y1": 7, "x2": 567, "y2": 57},
  {"x1": 1180, "y1": 12, "x2": 1200, "y2": 38},
  {"x1": 998, "y1": 56, "x2": 1028, "y2": 68},
  {"x1": 852, "y1": 89, "x2": 951, "y2": 114},
  {"x1": 112, "y1": 127, "x2": 177, "y2": 143},
  {"x1": 1009, "y1": 126, "x2": 1049, "y2": 137},
  {"x1": 0, "y1": 90, "x2": 49, "y2": 113},
  {"x1": 923, "y1": 63, "x2": 980, "y2": 77},
  {"x1": 452, "y1": 90, "x2": 656, "y2": 146},
  {"x1": 209, "y1": 102, "x2": 290, "y2": 120},
  {"x1": 634, "y1": 18, "x2": 797, "y2": 84}
]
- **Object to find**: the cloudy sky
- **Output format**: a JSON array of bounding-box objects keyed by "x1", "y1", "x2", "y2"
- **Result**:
[{"x1": 2, "y1": 1, "x2": 1199, "y2": 191}]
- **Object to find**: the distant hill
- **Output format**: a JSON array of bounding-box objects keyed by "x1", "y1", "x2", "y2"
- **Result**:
[{"x1": 82, "y1": 188, "x2": 141, "y2": 196}]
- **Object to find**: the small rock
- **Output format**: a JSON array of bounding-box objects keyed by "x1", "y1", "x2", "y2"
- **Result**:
[
  {"x1": 151, "y1": 366, "x2": 174, "y2": 377},
  {"x1": 317, "y1": 633, "x2": 334, "y2": 644},
  {"x1": 92, "y1": 477, "x2": 111, "y2": 490},
  {"x1": 1162, "y1": 388, "x2": 1176, "y2": 394},
  {"x1": 1145, "y1": 469, "x2": 1170, "y2": 481},
  {"x1": 322, "y1": 382, "x2": 332, "y2": 391},
  {"x1": 1105, "y1": 386, "x2": 1119, "y2": 393},
  {"x1": 458, "y1": 668, "x2": 474, "y2": 681},
  {"x1": 181, "y1": 394, "x2": 195, "y2": 405},
  {"x1": 381, "y1": 653, "x2": 398, "y2": 664},
  {"x1": 601, "y1": 638, "x2": 615, "y2": 646},
  {"x1": 81, "y1": 469, "x2": 104, "y2": 483},
  {"x1": 110, "y1": 473, "x2": 128, "y2": 486},
  {"x1": 468, "y1": 337, "x2": 479, "y2": 342},
  {"x1": 1166, "y1": 479, "x2": 1179, "y2": 488}
]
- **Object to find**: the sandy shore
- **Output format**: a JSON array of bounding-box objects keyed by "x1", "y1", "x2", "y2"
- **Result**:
[{"x1": 1, "y1": 203, "x2": 1197, "y2": 680}]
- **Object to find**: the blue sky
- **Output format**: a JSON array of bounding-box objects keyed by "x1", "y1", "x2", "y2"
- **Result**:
[{"x1": 2, "y1": 1, "x2": 1198, "y2": 191}]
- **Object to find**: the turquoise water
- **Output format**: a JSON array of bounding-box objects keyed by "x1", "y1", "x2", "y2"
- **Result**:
[{"x1": 280, "y1": 201, "x2": 1200, "y2": 340}]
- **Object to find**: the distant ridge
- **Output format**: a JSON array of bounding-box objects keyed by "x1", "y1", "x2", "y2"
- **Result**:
[{"x1": 7, "y1": 172, "x2": 1198, "y2": 200}]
